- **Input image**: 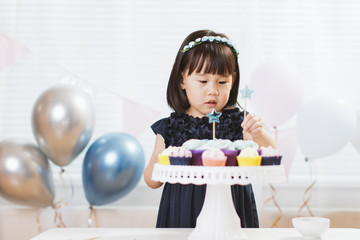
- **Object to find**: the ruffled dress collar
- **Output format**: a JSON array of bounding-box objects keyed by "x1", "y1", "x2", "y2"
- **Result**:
[{"x1": 165, "y1": 108, "x2": 244, "y2": 147}]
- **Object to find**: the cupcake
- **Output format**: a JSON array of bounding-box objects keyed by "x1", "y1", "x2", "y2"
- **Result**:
[
  {"x1": 237, "y1": 147, "x2": 262, "y2": 166},
  {"x1": 221, "y1": 148, "x2": 240, "y2": 166},
  {"x1": 202, "y1": 148, "x2": 227, "y2": 166},
  {"x1": 168, "y1": 146, "x2": 192, "y2": 165},
  {"x1": 182, "y1": 139, "x2": 209, "y2": 166},
  {"x1": 158, "y1": 146, "x2": 174, "y2": 165},
  {"x1": 208, "y1": 139, "x2": 239, "y2": 166},
  {"x1": 260, "y1": 146, "x2": 282, "y2": 166}
]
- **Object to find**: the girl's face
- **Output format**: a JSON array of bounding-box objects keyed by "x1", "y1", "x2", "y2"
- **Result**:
[{"x1": 181, "y1": 68, "x2": 233, "y2": 118}]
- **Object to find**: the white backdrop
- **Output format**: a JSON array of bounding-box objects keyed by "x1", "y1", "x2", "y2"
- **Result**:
[{"x1": 1, "y1": 0, "x2": 360, "y2": 210}]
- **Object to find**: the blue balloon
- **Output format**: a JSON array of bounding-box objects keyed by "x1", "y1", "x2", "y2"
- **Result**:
[{"x1": 82, "y1": 132, "x2": 145, "y2": 206}]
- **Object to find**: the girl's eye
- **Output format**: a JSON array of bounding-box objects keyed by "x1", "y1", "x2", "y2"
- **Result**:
[
  {"x1": 219, "y1": 81, "x2": 228, "y2": 84},
  {"x1": 198, "y1": 80, "x2": 207, "y2": 84}
]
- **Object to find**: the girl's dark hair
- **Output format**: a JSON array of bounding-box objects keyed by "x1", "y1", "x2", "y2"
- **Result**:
[{"x1": 167, "y1": 29, "x2": 240, "y2": 114}]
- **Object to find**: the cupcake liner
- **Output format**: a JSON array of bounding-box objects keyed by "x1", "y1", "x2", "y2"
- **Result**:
[
  {"x1": 158, "y1": 155, "x2": 170, "y2": 165},
  {"x1": 221, "y1": 149, "x2": 240, "y2": 166},
  {"x1": 260, "y1": 156, "x2": 282, "y2": 166},
  {"x1": 190, "y1": 149, "x2": 205, "y2": 166},
  {"x1": 202, "y1": 159, "x2": 226, "y2": 166},
  {"x1": 237, "y1": 156, "x2": 262, "y2": 166},
  {"x1": 169, "y1": 156, "x2": 191, "y2": 166}
]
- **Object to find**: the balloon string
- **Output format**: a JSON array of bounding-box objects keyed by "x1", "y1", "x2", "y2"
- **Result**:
[
  {"x1": 36, "y1": 210, "x2": 42, "y2": 233},
  {"x1": 58, "y1": 167, "x2": 75, "y2": 204},
  {"x1": 298, "y1": 157, "x2": 316, "y2": 217},
  {"x1": 52, "y1": 203, "x2": 67, "y2": 228},
  {"x1": 88, "y1": 205, "x2": 99, "y2": 228},
  {"x1": 261, "y1": 126, "x2": 281, "y2": 227},
  {"x1": 52, "y1": 167, "x2": 75, "y2": 228},
  {"x1": 54, "y1": 168, "x2": 66, "y2": 206},
  {"x1": 263, "y1": 183, "x2": 282, "y2": 227},
  {"x1": 62, "y1": 167, "x2": 75, "y2": 206},
  {"x1": 273, "y1": 126, "x2": 278, "y2": 145}
]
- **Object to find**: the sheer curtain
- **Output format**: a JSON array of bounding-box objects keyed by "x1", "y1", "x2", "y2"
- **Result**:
[{"x1": 1, "y1": 0, "x2": 360, "y2": 208}]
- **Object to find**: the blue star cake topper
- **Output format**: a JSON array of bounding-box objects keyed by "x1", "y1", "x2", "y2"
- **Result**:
[
  {"x1": 240, "y1": 85, "x2": 254, "y2": 99},
  {"x1": 207, "y1": 108, "x2": 222, "y2": 139},
  {"x1": 206, "y1": 108, "x2": 222, "y2": 123}
]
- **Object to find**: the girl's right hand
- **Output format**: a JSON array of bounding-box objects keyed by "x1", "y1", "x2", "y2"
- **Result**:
[
  {"x1": 241, "y1": 113, "x2": 264, "y2": 138},
  {"x1": 241, "y1": 113, "x2": 276, "y2": 148}
]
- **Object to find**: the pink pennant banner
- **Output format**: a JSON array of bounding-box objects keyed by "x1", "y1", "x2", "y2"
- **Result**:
[
  {"x1": 123, "y1": 99, "x2": 161, "y2": 138},
  {"x1": 0, "y1": 33, "x2": 30, "y2": 71}
]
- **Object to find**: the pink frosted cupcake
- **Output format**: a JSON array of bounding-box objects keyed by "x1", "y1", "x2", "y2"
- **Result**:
[
  {"x1": 208, "y1": 139, "x2": 239, "y2": 166},
  {"x1": 202, "y1": 148, "x2": 227, "y2": 166},
  {"x1": 260, "y1": 146, "x2": 282, "y2": 166}
]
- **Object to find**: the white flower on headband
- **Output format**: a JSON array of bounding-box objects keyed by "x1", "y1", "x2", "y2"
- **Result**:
[{"x1": 181, "y1": 35, "x2": 239, "y2": 56}]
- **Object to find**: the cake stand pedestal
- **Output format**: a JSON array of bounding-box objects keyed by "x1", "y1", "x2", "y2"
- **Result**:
[{"x1": 152, "y1": 164, "x2": 286, "y2": 240}]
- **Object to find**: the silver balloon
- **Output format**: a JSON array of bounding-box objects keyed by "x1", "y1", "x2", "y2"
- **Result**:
[
  {"x1": 32, "y1": 85, "x2": 95, "y2": 166},
  {"x1": 0, "y1": 140, "x2": 55, "y2": 208}
]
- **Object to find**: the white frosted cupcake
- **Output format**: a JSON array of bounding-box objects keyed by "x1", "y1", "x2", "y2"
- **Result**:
[
  {"x1": 237, "y1": 147, "x2": 262, "y2": 166},
  {"x1": 260, "y1": 146, "x2": 282, "y2": 165},
  {"x1": 168, "y1": 146, "x2": 192, "y2": 165}
]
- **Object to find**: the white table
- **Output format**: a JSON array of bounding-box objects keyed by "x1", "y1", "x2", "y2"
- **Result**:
[{"x1": 31, "y1": 228, "x2": 360, "y2": 240}]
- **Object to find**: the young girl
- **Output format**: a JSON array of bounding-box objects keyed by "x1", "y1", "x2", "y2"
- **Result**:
[{"x1": 144, "y1": 29, "x2": 276, "y2": 228}]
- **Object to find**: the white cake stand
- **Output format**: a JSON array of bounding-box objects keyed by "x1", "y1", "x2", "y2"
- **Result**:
[{"x1": 152, "y1": 163, "x2": 286, "y2": 240}]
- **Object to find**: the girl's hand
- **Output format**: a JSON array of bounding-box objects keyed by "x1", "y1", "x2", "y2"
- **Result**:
[
  {"x1": 241, "y1": 113, "x2": 277, "y2": 148},
  {"x1": 241, "y1": 113, "x2": 264, "y2": 138}
]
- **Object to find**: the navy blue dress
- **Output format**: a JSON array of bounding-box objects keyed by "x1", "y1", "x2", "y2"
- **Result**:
[{"x1": 151, "y1": 108, "x2": 259, "y2": 228}]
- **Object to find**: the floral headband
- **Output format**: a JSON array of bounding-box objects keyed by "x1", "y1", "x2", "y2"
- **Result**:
[{"x1": 181, "y1": 36, "x2": 239, "y2": 56}]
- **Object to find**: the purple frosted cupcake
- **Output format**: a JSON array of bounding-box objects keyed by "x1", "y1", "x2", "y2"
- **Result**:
[
  {"x1": 221, "y1": 149, "x2": 240, "y2": 166},
  {"x1": 182, "y1": 139, "x2": 209, "y2": 166},
  {"x1": 189, "y1": 149, "x2": 205, "y2": 166}
]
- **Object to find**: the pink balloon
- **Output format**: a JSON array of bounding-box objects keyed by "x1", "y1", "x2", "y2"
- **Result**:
[
  {"x1": 248, "y1": 60, "x2": 305, "y2": 126},
  {"x1": 275, "y1": 128, "x2": 297, "y2": 179}
]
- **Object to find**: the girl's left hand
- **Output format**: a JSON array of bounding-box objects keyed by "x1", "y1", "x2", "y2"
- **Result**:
[{"x1": 241, "y1": 113, "x2": 264, "y2": 138}]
